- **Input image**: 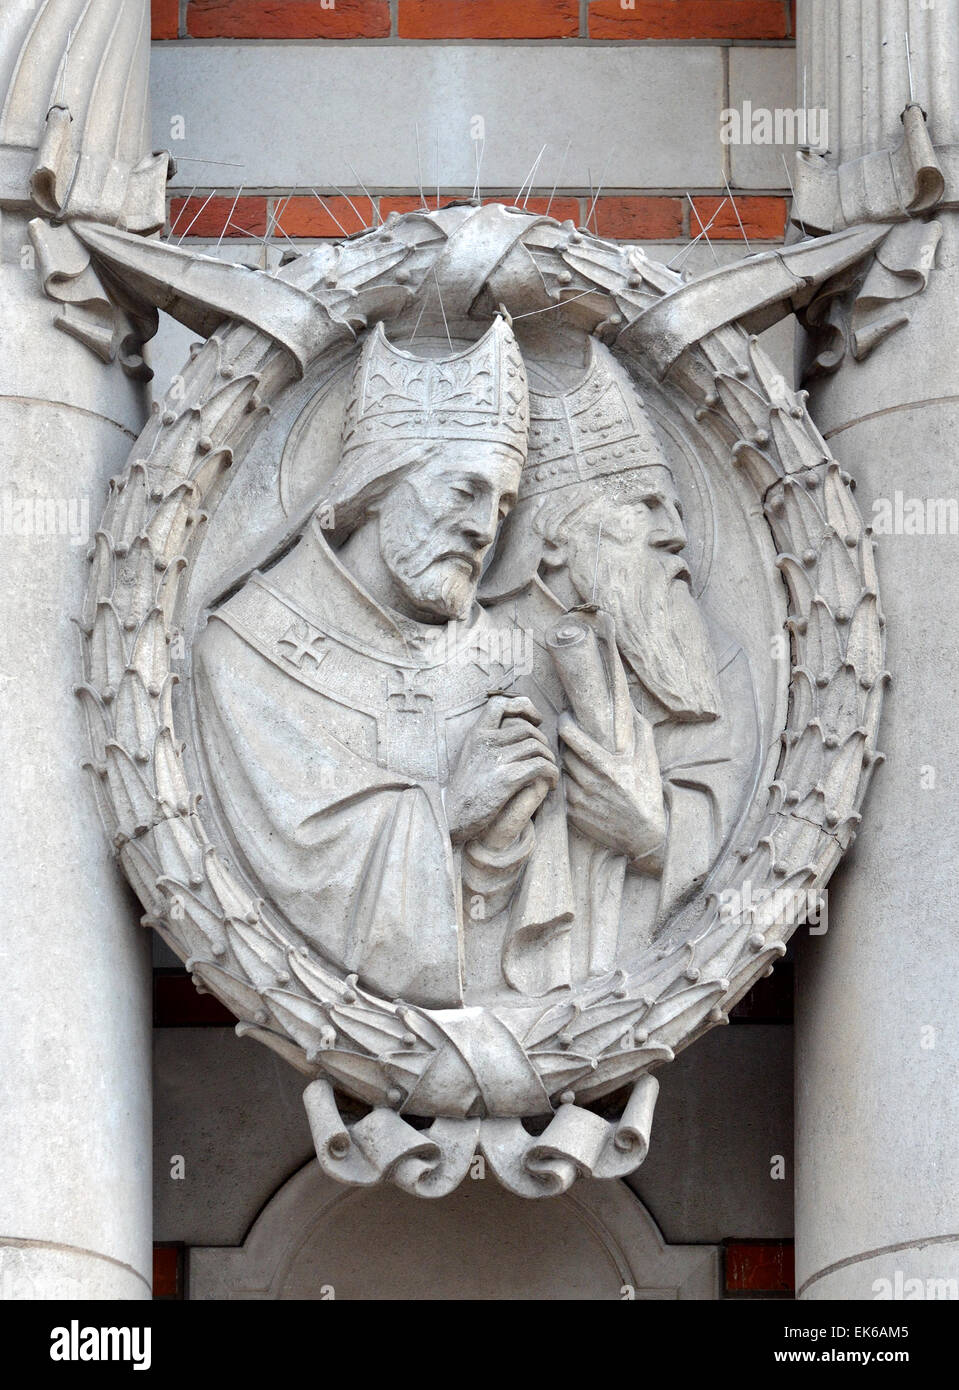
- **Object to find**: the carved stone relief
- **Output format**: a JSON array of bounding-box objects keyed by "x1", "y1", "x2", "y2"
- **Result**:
[{"x1": 77, "y1": 203, "x2": 886, "y2": 1195}]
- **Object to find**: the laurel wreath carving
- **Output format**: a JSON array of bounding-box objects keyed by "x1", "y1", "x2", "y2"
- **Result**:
[{"x1": 77, "y1": 208, "x2": 885, "y2": 1183}]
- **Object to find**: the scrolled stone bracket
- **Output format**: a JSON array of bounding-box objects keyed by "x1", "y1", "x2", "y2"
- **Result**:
[
  {"x1": 790, "y1": 103, "x2": 946, "y2": 377},
  {"x1": 0, "y1": 0, "x2": 171, "y2": 377},
  {"x1": 303, "y1": 1075, "x2": 659, "y2": 1199}
]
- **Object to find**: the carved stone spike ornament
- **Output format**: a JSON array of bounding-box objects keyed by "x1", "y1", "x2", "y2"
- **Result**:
[{"x1": 76, "y1": 202, "x2": 887, "y2": 1196}]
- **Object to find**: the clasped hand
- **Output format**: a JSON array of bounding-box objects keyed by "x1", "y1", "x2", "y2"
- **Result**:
[{"x1": 557, "y1": 711, "x2": 666, "y2": 868}]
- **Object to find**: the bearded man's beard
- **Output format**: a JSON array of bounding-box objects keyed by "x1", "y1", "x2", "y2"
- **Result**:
[
  {"x1": 569, "y1": 545, "x2": 723, "y2": 722},
  {"x1": 380, "y1": 525, "x2": 477, "y2": 620},
  {"x1": 426, "y1": 561, "x2": 476, "y2": 620}
]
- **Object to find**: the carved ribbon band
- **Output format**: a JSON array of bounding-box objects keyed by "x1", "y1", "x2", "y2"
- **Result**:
[{"x1": 303, "y1": 1074, "x2": 659, "y2": 1199}]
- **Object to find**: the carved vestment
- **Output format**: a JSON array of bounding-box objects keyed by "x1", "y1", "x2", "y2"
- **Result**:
[{"x1": 194, "y1": 517, "x2": 545, "y2": 1008}]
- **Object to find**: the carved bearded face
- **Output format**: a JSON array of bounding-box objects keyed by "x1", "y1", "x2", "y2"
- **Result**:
[
  {"x1": 550, "y1": 467, "x2": 723, "y2": 721},
  {"x1": 376, "y1": 441, "x2": 522, "y2": 622}
]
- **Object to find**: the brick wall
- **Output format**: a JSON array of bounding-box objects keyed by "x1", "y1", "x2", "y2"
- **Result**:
[
  {"x1": 151, "y1": 0, "x2": 794, "y2": 251},
  {"x1": 155, "y1": 1, "x2": 796, "y2": 42}
]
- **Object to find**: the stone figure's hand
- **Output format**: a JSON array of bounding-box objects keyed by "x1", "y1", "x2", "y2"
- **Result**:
[
  {"x1": 558, "y1": 711, "x2": 666, "y2": 869},
  {"x1": 480, "y1": 774, "x2": 552, "y2": 851},
  {"x1": 447, "y1": 695, "x2": 558, "y2": 846}
]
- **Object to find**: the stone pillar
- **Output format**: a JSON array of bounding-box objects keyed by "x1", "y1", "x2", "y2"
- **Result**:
[
  {"x1": 0, "y1": 1, "x2": 162, "y2": 1300},
  {"x1": 795, "y1": 0, "x2": 959, "y2": 1300}
]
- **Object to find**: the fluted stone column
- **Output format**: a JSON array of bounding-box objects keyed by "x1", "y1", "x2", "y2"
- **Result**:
[
  {"x1": 795, "y1": 0, "x2": 959, "y2": 1301},
  {"x1": 0, "y1": 1, "x2": 161, "y2": 1300}
]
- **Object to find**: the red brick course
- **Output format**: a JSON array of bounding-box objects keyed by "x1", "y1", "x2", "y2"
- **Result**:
[
  {"x1": 165, "y1": 192, "x2": 787, "y2": 245},
  {"x1": 169, "y1": 194, "x2": 268, "y2": 238},
  {"x1": 152, "y1": 0, "x2": 180, "y2": 39},
  {"x1": 691, "y1": 195, "x2": 787, "y2": 240},
  {"x1": 725, "y1": 1241, "x2": 795, "y2": 1294},
  {"x1": 593, "y1": 195, "x2": 683, "y2": 239},
  {"x1": 186, "y1": 0, "x2": 390, "y2": 39},
  {"x1": 589, "y1": 1, "x2": 790, "y2": 41},
  {"x1": 274, "y1": 194, "x2": 375, "y2": 236},
  {"x1": 379, "y1": 195, "x2": 435, "y2": 219},
  {"x1": 165, "y1": 0, "x2": 798, "y2": 42},
  {"x1": 153, "y1": 1245, "x2": 182, "y2": 1298},
  {"x1": 398, "y1": 0, "x2": 579, "y2": 39},
  {"x1": 484, "y1": 195, "x2": 582, "y2": 222}
]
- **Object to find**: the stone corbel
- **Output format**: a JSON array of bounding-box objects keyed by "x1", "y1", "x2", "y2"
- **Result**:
[
  {"x1": 800, "y1": 218, "x2": 942, "y2": 377},
  {"x1": 28, "y1": 219, "x2": 159, "y2": 378},
  {"x1": 27, "y1": 118, "x2": 171, "y2": 379},
  {"x1": 0, "y1": 0, "x2": 172, "y2": 377},
  {"x1": 793, "y1": 103, "x2": 944, "y2": 234},
  {"x1": 790, "y1": 104, "x2": 945, "y2": 379}
]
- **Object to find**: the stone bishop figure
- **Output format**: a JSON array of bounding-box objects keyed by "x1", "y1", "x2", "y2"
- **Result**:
[
  {"x1": 195, "y1": 316, "x2": 569, "y2": 1009},
  {"x1": 483, "y1": 339, "x2": 760, "y2": 988}
]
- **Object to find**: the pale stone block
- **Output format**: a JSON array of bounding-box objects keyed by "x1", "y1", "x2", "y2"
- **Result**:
[
  {"x1": 154, "y1": 1029, "x2": 312, "y2": 1246},
  {"x1": 728, "y1": 47, "x2": 799, "y2": 190},
  {"x1": 630, "y1": 1024, "x2": 794, "y2": 1243},
  {"x1": 151, "y1": 43, "x2": 725, "y2": 193}
]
